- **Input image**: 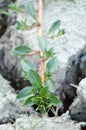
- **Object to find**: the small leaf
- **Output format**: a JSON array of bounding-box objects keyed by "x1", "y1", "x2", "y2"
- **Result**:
[
  {"x1": 0, "y1": 8, "x2": 11, "y2": 16},
  {"x1": 24, "y1": 96, "x2": 35, "y2": 106},
  {"x1": 16, "y1": 21, "x2": 37, "y2": 31},
  {"x1": 16, "y1": 21, "x2": 28, "y2": 30},
  {"x1": 45, "y1": 79, "x2": 56, "y2": 93},
  {"x1": 37, "y1": 105, "x2": 46, "y2": 114},
  {"x1": 17, "y1": 87, "x2": 33, "y2": 99},
  {"x1": 29, "y1": 70, "x2": 42, "y2": 88},
  {"x1": 38, "y1": 36, "x2": 48, "y2": 53},
  {"x1": 32, "y1": 97, "x2": 41, "y2": 105},
  {"x1": 48, "y1": 20, "x2": 61, "y2": 34},
  {"x1": 22, "y1": 71, "x2": 29, "y2": 80},
  {"x1": 9, "y1": 3, "x2": 25, "y2": 12},
  {"x1": 57, "y1": 29, "x2": 65, "y2": 37},
  {"x1": 40, "y1": 87, "x2": 48, "y2": 98},
  {"x1": 9, "y1": 3, "x2": 18, "y2": 11},
  {"x1": 26, "y1": 2, "x2": 36, "y2": 19},
  {"x1": 14, "y1": 46, "x2": 33, "y2": 56},
  {"x1": 46, "y1": 57, "x2": 58, "y2": 73},
  {"x1": 21, "y1": 59, "x2": 35, "y2": 72},
  {"x1": 44, "y1": 71, "x2": 52, "y2": 79},
  {"x1": 45, "y1": 47, "x2": 55, "y2": 59},
  {"x1": 45, "y1": 102, "x2": 51, "y2": 108},
  {"x1": 48, "y1": 94, "x2": 61, "y2": 106}
]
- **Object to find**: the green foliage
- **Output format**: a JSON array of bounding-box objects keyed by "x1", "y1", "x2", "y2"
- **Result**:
[
  {"x1": 8, "y1": 3, "x2": 25, "y2": 12},
  {"x1": 48, "y1": 20, "x2": 65, "y2": 39},
  {"x1": 21, "y1": 59, "x2": 35, "y2": 72},
  {"x1": 38, "y1": 36, "x2": 48, "y2": 53},
  {"x1": 28, "y1": 70, "x2": 42, "y2": 88},
  {"x1": 26, "y1": 2, "x2": 37, "y2": 20},
  {"x1": 17, "y1": 87, "x2": 33, "y2": 99},
  {"x1": 48, "y1": 20, "x2": 61, "y2": 34},
  {"x1": 14, "y1": 46, "x2": 33, "y2": 56},
  {"x1": 13, "y1": 1, "x2": 63, "y2": 115},
  {"x1": 46, "y1": 56, "x2": 58, "y2": 74},
  {"x1": 45, "y1": 79, "x2": 56, "y2": 93},
  {"x1": 0, "y1": 8, "x2": 11, "y2": 16},
  {"x1": 16, "y1": 20, "x2": 28, "y2": 30},
  {"x1": 45, "y1": 47, "x2": 55, "y2": 59},
  {"x1": 16, "y1": 20, "x2": 37, "y2": 31},
  {"x1": 48, "y1": 94, "x2": 60, "y2": 106}
]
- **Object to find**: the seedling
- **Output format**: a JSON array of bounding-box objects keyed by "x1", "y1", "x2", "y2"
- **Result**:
[{"x1": 11, "y1": 0, "x2": 65, "y2": 115}]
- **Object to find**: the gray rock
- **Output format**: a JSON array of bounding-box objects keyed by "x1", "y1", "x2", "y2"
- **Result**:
[
  {"x1": 0, "y1": 28, "x2": 31, "y2": 90},
  {"x1": 69, "y1": 78, "x2": 86, "y2": 122},
  {"x1": 78, "y1": 78, "x2": 86, "y2": 99},
  {"x1": 0, "y1": 75, "x2": 34, "y2": 124},
  {"x1": 58, "y1": 45, "x2": 86, "y2": 115},
  {"x1": 0, "y1": 112, "x2": 81, "y2": 130}
]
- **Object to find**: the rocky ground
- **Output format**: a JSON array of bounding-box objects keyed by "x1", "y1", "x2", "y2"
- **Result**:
[
  {"x1": 0, "y1": 0, "x2": 86, "y2": 129},
  {"x1": 0, "y1": 74, "x2": 86, "y2": 130}
]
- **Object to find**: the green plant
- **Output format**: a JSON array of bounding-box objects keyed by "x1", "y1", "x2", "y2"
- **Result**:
[{"x1": 12, "y1": 0, "x2": 65, "y2": 115}]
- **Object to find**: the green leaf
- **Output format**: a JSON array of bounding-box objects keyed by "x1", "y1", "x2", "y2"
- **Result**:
[
  {"x1": 45, "y1": 47, "x2": 55, "y2": 59},
  {"x1": 48, "y1": 94, "x2": 61, "y2": 106},
  {"x1": 44, "y1": 71, "x2": 52, "y2": 79},
  {"x1": 40, "y1": 87, "x2": 48, "y2": 98},
  {"x1": 22, "y1": 71, "x2": 29, "y2": 80},
  {"x1": 29, "y1": 70, "x2": 42, "y2": 88},
  {"x1": 45, "y1": 102, "x2": 51, "y2": 108},
  {"x1": 45, "y1": 79, "x2": 56, "y2": 93},
  {"x1": 32, "y1": 97, "x2": 41, "y2": 105},
  {"x1": 21, "y1": 59, "x2": 35, "y2": 72},
  {"x1": 48, "y1": 20, "x2": 61, "y2": 34},
  {"x1": 26, "y1": 2, "x2": 36, "y2": 19},
  {"x1": 24, "y1": 96, "x2": 35, "y2": 106},
  {"x1": 14, "y1": 46, "x2": 33, "y2": 56},
  {"x1": 9, "y1": 3, "x2": 18, "y2": 11},
  {"x1": 38, "y1": 36, "x2": 48, "y2": 53},
  {"x1": 16, "y1": 21, "x2": 37, "y2": 31},
  {"x1": 0, "y1": 8, "x2": 11, "y2": 16},
  {"x1": 46, "y1": 57, "x2": 58, "y2": 73},
  {"x1": 57, "y1": 29, "x2": 65, "y2": 37},
  {"x1": 9, "y1": 3, "x2": 25, "y2": 12},
  {"x1": 17, "y1": 87, "x2": 33, "y2": 99},
  {"x1": 37, "y1": 105, "x2": 46, "y2": 114},
  {"x1": 16, "y1": 21, "x2": 28, "y2": 30}
]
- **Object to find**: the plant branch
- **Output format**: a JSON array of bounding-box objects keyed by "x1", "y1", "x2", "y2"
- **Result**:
[
  {"x1": 26, "y1": 51, "x2": 40, "y2": 56},
  {"x1": 38, "y1": 0, "x2": 45, "y2": 85}
]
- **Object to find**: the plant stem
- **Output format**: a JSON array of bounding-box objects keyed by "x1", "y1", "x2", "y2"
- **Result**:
[
  {"x1": 38, "y1": 0, "x2": 45, "y2": 85},
  {"x1": 25, "y1": 51, "x2": 40, "y2": 56}
]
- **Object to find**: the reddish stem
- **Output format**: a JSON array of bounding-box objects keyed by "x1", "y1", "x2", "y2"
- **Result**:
[
  {"x1": 38, "y1": 0, "x2": 45, "y2": 85},
  {"x1": 27, "y1": 51, "x2": 40, "y2": 56}
]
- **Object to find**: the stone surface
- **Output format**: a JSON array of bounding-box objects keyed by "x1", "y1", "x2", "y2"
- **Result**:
[
  {"x1": 0, "y1": 75, "x2": 34, "y2": 124},
  {"x1": 78, "y1": 78, "x2": 86, "y2": 99},
  {"x1": 58, "y1": 45, "x2": 86, "y2": 115},
  {"x1": 0, "y1": 112, "x2": 81, "y2": 130},
  {"x1": 69, "y1": 78, "x2": 86, "y2": 122}
]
